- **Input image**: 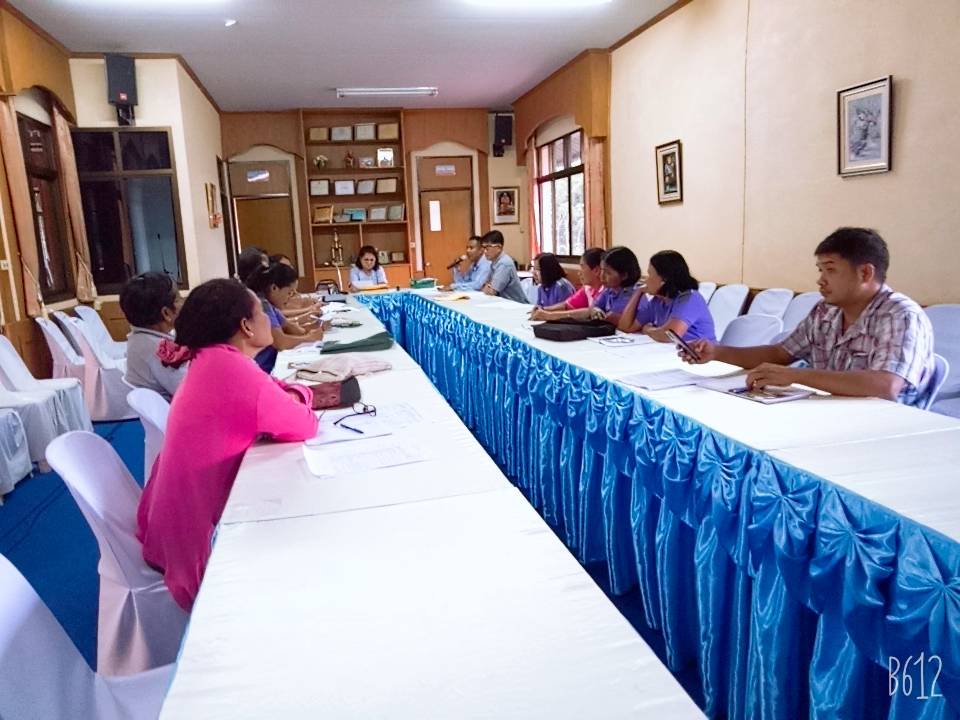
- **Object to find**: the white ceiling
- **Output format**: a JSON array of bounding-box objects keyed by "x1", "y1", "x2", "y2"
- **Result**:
[{"x1": 12, "y1": 0, "x2": 673, "y2": 111}]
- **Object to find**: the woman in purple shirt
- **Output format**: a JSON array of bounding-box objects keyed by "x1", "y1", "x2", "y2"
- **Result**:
[
  {"x1": 591, "y1": 246, "x2": 642, "y2": 325},
  {"x1": 533, "y1": 253, "x2": 575, "y2": 307},
  {"x1": 618, "y1": 250, "x2": 716, "y2": 342}
]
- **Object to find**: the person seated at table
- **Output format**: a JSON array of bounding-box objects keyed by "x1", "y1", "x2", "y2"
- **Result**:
[
  {"x1": 481, "y1": 230, "x2": 528, "y2": 303},
  {"x1": 449, "y1": 235, "x2": 491, "y2": 291},
  {"x1": 680, "y1": 227, "x2": 934, "y2": 404},
  {"x1": 119, "y1": 271, "x2": 186, "y2": 402},
  {"x1": 246, "y1": 262, "x2": 324, "y2": 373},
  {"x1": 137, "y1": 278, "x2": 320, "y2": 610},
  {"x1": 529, "y1": 247, "x2": 604, "y2": 320},
  {"x1": 618, "y1": 250, "x2": 716, "y2": 343},
  {"x1": 269, "y1": 253, "x2": 322, "y2": 318},
  {"x1": 237, "y1": 245, "x2": 268, "y2": 283},
  {"x1": 349, "y1": 246, "x2": 388, "y2": 292},
  {"x1": 532, "y1": 252, "x2": 575, "y2": 307}
]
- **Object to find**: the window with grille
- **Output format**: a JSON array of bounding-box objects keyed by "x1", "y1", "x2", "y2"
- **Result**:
[{"x1": 535, "y1": 130, "x2": 584, "y2": 259}]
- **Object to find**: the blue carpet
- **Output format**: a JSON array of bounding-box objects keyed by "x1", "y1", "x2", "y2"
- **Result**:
[{"x1": 0, "y1": 420, "x2": 145, "y2": 670}]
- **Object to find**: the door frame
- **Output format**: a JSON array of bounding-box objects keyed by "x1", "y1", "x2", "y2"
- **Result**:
[{"x1": 410, "y1": 143, "x2": 481, "y2": 273}]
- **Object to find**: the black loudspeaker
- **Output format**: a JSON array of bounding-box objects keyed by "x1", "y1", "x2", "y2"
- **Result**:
[
  {"x1": 494, "y1": 113, "x2": 514, "y2": 148},
  {"x1": 105, "y1": 54, "x2": 138, "y2": 106}
]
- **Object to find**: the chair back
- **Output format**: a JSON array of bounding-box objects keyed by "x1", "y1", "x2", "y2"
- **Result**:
[
  {"x1": 916, "y1": 354, "x2": 950, "y2": 410},
  {"x1": 721, "y1": 313, "x2": 783, "y2": 347},
  {"x1": 708, "y1": 284, "x2": 749, "y2": 338},
  {"x1": 698, "y1": 281, "x2": 717, "y2": 303},
  {"x1": 782, "y1": 292, "x2": 822, "y2": 333},
  {"x1": 54, "y1": 312, "x2": 120, "y2": 371},
  {"x1": 127, "y1": 389, "x2": 170, "y2": 478},
  {"x1": 748, "y1": 288, "x2": 793, "y2": 319},
  {"x1": 45, "y1": 432, "x2": 156, "y2": 589},
  {"x1": 0, "y1": 553, "x2": 96, "y2": 719},
  {"x1": 0, "y1": 334, "x2": 41, "y2": 391},
  {"x1": 925, "y1": 304, "x2": 960, "y2": 398},
  {"x1": 35, "y1": 317, "x2": 84, "y2": 370},
  {"x1": 73, "y1": 305, "x2": 114, "y2": 352}
]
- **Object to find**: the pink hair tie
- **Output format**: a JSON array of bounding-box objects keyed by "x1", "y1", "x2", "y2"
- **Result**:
[{"x1": 156, "y1": 339, "x2": 195, "y2": 368}]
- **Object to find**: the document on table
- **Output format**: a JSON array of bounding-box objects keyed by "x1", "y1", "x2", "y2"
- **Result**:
[
  {"x1": 587, "y1": 334, "x2": 654, "y2": 348},
  {"x1": 305, "y1": 403, "x2": 424, "y2": 447},
  {"x1": 302, "y1": 436, "x2": 433, "y2": 477},
  {"x1": 616, "y1": 369, "x2": 704, "y2": 390}
]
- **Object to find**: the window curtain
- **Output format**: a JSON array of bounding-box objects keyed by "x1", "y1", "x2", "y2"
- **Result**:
[
  {"x1": 52, "y1": 106, "x2": 98, "y2": 303},
  {"x1": 583, "y1": 135, "x2": 607, "y2": 248},
  {"x1": 0, "y1": 97, "x2": 43, "y2": 317},
  {"x1": 525, "y1": 137, "x2": 540, "y2": 258}
]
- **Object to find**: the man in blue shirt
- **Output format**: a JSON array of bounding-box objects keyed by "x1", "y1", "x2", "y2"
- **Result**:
[
  {"x1": 481, "y1": 230, "x2": 528, "y2": 304},
  {"x1": 450, "y1": 235, "x2": 491, "y2": 291}
]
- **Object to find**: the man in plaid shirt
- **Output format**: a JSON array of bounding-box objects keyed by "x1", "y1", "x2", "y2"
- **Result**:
[{"x1": 681, "y1": 228, "x2": 934, "y2": 405}]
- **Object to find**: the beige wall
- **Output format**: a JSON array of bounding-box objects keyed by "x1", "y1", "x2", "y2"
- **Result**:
[
  {"x1": 69, "y1": 57, "x2": 226, "y2": 287},
  {"x1": 610, "y1": 0, "x2": 960, "y2": 304},
  {"x1": 487, "y1": 114, "x2": 529, "y2": 266}
]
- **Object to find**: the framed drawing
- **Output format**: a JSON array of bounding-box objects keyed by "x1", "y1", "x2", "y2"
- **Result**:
[
  {"x1": 334, "y1": 180, "x2": 355, "y2": 196},
  {"x1": 309, "y1": 179, "x2": 329, "y2": 196},
  {"x1": 838, "y1": 75, "x2": 892, "y2": 176},
  {"x1": 356, "y1": 179, "x2": 376, "y2": 195},
  {"x1": 655, "y1": 140, "x2": 682, "y2": 204},
  {"x1": 312, "y1": 205, "x2": 333, "y2": 224},
  {"x1": 330, "y1": 126, "x2": 353, "y2": 142},
  {"x1": 308, "y1": 127, "x2": 329, "y2": 142},
  {"x1": 375, "y1": 177, "x2": 398, "y2": 194},
  {"x1": 369, "y1": 206, "x2": 388, "y2": 222},
  {"x1": 354, "y1": 123, "x2": 376, "y2": 141},
  {"x1": 387, "y1": 204, "x2": 405, "y2": 221},
  {"x1": 377, "y1": 148, "x2": 395, "y2": 168},
  {"x1": 492, "y1": 187, "x2": 519, "y2": 225}
]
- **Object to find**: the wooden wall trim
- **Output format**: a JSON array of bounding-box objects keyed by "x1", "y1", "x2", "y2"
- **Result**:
[
  {"x1": 221, "y1": 111, "x2": 303, "y2": 160},
  {"x1": 0, "y1": 0, "x2": 69, "y2": 55},
  {"x1": 608, "y1": 0, "x2": 697, "y2": 51}
]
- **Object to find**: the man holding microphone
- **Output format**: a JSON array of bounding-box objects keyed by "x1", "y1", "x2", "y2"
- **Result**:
[{"x1": 447, "y1": 235, "x2": 491, "y2": 291}]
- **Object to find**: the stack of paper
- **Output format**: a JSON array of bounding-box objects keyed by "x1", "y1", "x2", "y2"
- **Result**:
[{"x1": 616, "y1": 369, "x2": 704, "y2": 390}]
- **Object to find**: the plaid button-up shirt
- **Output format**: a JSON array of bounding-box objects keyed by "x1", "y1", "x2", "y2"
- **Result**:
[{"x1": 780, "y1": 285, "x2": 934, "y2": 406}]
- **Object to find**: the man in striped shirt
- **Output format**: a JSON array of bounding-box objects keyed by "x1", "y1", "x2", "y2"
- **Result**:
[{"x1": 681, "y1": 227, "x2": 934, "y2": 405}]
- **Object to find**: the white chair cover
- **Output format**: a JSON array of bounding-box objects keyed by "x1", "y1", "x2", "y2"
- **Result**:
[
  {"x1": 521, "y1": 277, "x2": 539, "y2": 305},
  {"x1": 0, "y1": 388, "x2": 63, "y2": 467},
  {"x1": 126, "y1": 389, "x2": 169, "y2": 479},
  {"x1": 925, "y1": 304, "x2": 960, "y2": 401},
  {"x1": 747, "y1": 288, "x2": 793, "y2": 318},
  {"x1": 0, "y1": 334, "x2": 93, "y2": 434},
  {"x1": 721, "y1": 313, "x2": 783, "y2": 347},
  {"x1": 707, "y1": 283, "x2": 749, "y2": 338},
  {"x1": 0, "y1": 553, "x2": 174, "y2": 720},
  {"x1": 0, "y1": 409, "x2": 31, "y2": 501},
  {"x1": 697, "y1": 281, "x2": 717, "y2": 303},
  {"x1": 36, "y1": 316, "x2": 86, "y2": 385},
  {"x1": 74, "y1": 305, "x2": 127, "y2": 361},
  {"x1": 53, "y1": 312, "x2": 134, "y2": 421},
  {"x1": 782, "y1": 291, "x2": 822, "y2": 333},
  {"x1": 45, "y1": 432, "x2": 188, "y2": 676}
]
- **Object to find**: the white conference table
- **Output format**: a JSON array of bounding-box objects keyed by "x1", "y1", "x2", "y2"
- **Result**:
[{"x1": 160, "y1": 302, "x2": 704, "y2": 718}]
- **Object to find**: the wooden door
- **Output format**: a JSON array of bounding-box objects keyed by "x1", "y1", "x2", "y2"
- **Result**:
[
  {"x1": 233, "y1": 197, "x2": 297, "y2": 263},
  {"x1": 419, "y1": 189, "x2": 473, "y2": 285}
]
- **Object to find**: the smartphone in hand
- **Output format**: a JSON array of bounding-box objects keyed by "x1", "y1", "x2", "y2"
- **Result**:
[{"x1": 665, "y1": 329, "x2": 701, "y2": 362}]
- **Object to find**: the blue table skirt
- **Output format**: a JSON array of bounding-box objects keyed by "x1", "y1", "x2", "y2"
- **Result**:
[{"x1": 361, "y1": 293, "x2": 960, "y2": 720}]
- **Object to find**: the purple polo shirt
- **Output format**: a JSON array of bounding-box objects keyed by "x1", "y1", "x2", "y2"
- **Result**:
[
  {"x1": 594, "y1": 285, "x2": 637, "y2": 316},
  {"x1": 635, "y1": 290, "x2": 716, "y2": 342},
  {"x1": 537, "y1": 278, "x2": 575, "y2": 307}
]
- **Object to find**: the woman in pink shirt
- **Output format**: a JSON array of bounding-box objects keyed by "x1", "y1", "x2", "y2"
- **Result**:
[
  {"x1": 529, "y1": 247, "x2": 604, "y2": 320},
  {"x1": 137, "y1": 279, "x2": 319, "y2": 610}
]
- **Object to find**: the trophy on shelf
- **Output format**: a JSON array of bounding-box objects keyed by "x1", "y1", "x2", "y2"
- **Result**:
[{"x1": 331, "y1": 231, "x2": 344, "y2": 266}]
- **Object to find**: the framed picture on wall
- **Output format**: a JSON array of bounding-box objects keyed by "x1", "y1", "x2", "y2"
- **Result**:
[
  {"x1": 837, "y1": 76, "x2": 892, "y2": 176},
  {"x1": 655, "y1": 140, "x2": 682, "y2": 204},
  {"x1": 492, "y1": 187, "x2": 519, "y2": 225},
  {"x1": 309, "y1": 179, "x2": 329, "y2": 196}
]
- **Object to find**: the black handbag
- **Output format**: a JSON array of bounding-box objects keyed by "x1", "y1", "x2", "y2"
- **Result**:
[{"x1": 532, "y1": 318, "x2": 616, "y2": 342}]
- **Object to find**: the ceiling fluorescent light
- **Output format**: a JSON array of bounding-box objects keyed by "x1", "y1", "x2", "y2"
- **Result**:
[
  {"x1": 336, "y1": 87, "x2": 439, "y2": 99},
  {"x1": 465, "y1": 0, "x2": 612, "y2": 6}
]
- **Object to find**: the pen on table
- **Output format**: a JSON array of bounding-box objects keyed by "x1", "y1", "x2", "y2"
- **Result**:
[{"x1": 338, "y1": 422, "x2": 364, "y2": 434}]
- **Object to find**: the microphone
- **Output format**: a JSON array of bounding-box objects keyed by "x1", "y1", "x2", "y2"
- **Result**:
[{"x1": 446, "y1": 255, "x2": 467, "y2": 270}]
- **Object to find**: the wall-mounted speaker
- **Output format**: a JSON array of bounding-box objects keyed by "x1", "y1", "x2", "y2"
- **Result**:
[
  {"x1": 105, "y1": 54, "x2": 138, "y2": 106},
  {"x1": 494, "y1": 113, "x2": 514, "y2": 149}
]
